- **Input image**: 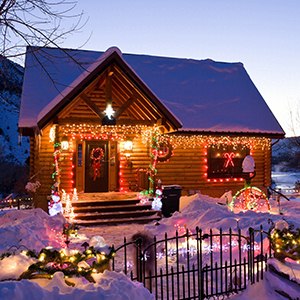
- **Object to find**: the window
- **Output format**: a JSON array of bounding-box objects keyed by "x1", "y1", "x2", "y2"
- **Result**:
[
  {"x1": 77, "y1": 144, "x2": 83, "y2": 167},
  {"x1": 207, "y1": 145, "x2": 249, "y2": 179}
]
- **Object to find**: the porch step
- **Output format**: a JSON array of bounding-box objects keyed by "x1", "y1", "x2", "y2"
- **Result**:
[
  {"x1": 73, "y1": 203, "x2": 152, "y2": 214},
  {"x1": 74, "y1": 214, "x2": 161, "y2": 226},
  {"x1": 72, "y1": 199, "x2": 141, "y2": 207},
  {"x1": 69, "y1": 196, "x2": 161, "y2": 226},
  {"x1": 75, "y1": 209, "x2": 157, "y2": 220}
]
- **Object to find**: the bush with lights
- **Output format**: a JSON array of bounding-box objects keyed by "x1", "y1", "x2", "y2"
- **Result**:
[
  {"x1": 0, "y1": 224, "x2": 115, "y2": 283},
  {"x1": 269, "y1": 219, "x2": 300, "y2": 263},
  {"x1": 19, "y1": 242, "x2": 115, "y2": 282}
]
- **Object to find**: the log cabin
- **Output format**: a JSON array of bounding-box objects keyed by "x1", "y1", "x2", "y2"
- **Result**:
[{"x1": 18, "y1": 46, "x2": 285, "y2": 211}]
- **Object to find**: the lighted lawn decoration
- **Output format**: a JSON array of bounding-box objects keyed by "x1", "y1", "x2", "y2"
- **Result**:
[
  {"x1": 17, "y1": 226, "x2": 115, "y2": 282},
  {"x1": 230, "y1": 155, "x2": 270, "y2": 212},
  {"x1": 270, "y1": 220, "x2": 300, "y2": 263},
  {"x1": 19, "y1": 244, "x2": 115, "y2": 282},
  {"x1": 0, "y1": 223, "x2": 115, "y2": 283}
]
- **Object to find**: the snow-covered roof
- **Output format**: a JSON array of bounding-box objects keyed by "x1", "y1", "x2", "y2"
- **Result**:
[{"x1": 19, "y1": 46, "x2": 285, "y2": 137}]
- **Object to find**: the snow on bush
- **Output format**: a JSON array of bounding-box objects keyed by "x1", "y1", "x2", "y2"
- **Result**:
[{"x1": 0, "y1": 253, "x2": 37, "y2": 281}]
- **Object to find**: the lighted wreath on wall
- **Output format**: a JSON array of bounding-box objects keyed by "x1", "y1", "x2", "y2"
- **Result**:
[
  {"x1": 90, "y1": 147, "x2": 104, "y2": 181},
  {"x1": 157, "y1": 141, "x2": 173, "y2": 162}
]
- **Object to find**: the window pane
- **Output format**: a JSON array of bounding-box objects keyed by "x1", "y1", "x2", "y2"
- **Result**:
[{"x1": 207, "y1": 145, "x2": 249, "y2": 178}]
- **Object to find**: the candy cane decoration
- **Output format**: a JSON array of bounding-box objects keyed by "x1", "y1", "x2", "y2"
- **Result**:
[{"x1": 224, "y1": 152, "x2": 235, "y2": 168}]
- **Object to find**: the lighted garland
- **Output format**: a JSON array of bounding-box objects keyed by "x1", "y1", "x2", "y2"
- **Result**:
[
  {"x1": 19, "y1": 245, "x2": 115, "y2": 283},
  {"x1": 61, "y1": 124, "x2": 154, "y2": 143},
  {"x1": 270, "y1": 220, "x2": 300, "y2": 263},
  {"x1": 61, "y1": 123, "x2": 270, "y2": 151},
  {"x1": 166, "y1": 135, "x2": 271, "y2": 150},
  {"x1": 148, "y1": 130, "x2": 160, "y2": 194},
  {"x1": 48, "y1": 125, "x2": 63, "y2": 216}
]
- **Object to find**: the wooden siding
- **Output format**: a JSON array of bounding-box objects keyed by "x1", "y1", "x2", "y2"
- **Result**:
[
  {"x1": 119, "y1": 136, "x2": 150, "y2": 192},
  {"x1": 155, "y1": 142, "x2": 271, "y2": 197},
  {"x1": 33, "y1": 125, "x2": 272, "y2": 206}
]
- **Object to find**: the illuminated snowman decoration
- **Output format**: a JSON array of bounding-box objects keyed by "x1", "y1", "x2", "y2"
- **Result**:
[
  {"x1": 152, "y1": 188, "x2": 163, "y2": 211},
  {"x1": 48, "y1": 192, "x2": 63, "y2": 216}
]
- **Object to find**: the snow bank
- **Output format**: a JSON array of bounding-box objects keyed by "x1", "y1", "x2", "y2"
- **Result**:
[
  {"x1": 146, "y1": 193, "x2": 300, "y2": 238},
  {"x1": 268, "y1": 258, "x2": 300, "y2": 285},
  {"x1": 230, "y1": 270, "x2": 300, "y2": 300},
  {"x1": 0, "y1": 253, "x2": 37, "y2": 281},
  {"x1": 0, "y1": 208, "x2": 66, "y2": 253},
  {"x1": 0, "y1": 271, "x2": 154, "y2": 300}
]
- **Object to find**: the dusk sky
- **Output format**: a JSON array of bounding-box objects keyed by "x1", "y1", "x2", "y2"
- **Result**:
[{"x1": 62, "y1": 0, "x2": 300, "y2": 136}]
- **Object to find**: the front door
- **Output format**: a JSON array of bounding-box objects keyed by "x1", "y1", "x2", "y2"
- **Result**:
[{"x1": 85, "y1": 141, "x2": 109, "y2": 192}]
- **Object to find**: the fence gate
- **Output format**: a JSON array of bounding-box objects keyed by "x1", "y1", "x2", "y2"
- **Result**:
[{"x1": 112, "y1": 226, "x2": 271, "y2": 300}]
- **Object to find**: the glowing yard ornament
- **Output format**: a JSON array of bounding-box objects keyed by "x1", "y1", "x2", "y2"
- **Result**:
[
  {"x1": 64, "y1": 194, "x2": 72, "y2": 217},
  {"x1": 151, "y1": 188, "x2": 163, "y2": 211},
  {"x1": 48, "y1": 193, "x2": 63, "y2": 216},
  {"x1": 61, "y1": 189, "x2": 67, "y2": 203},
  {"x1": 72, "y1": 188, "x2": 78, "y2": 202}
]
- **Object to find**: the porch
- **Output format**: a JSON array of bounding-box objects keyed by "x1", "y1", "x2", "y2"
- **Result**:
[{"x1": 67, "y1": 192, "x2": 161, "y2": 226}]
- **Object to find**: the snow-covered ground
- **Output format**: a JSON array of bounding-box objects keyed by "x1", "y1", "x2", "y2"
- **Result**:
[{"x1": 0, "y1": 190, "x2": 299, "y2": 299}]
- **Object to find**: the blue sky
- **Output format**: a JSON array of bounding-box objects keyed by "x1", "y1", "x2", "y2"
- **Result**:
[{"x1": 62, "y1": 0, "x2": 300, "y2": 136}]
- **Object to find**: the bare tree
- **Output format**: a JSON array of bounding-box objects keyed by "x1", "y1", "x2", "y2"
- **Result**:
[
  {"x1": 0, "y1": 0, "x2": 86, "y2": 60},
  {"x1": 288, "y1": 103, "x2": 300, "y2": 146}
]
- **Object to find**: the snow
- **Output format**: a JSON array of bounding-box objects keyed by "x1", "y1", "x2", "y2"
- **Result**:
[
  {"x1": 19, "y1": 46, "x2": 284, "y2": 135},
  {"x1": 0, "y1": 209, "x2": 153, "y2": 299},
  {"x1": 0, "y1": 190, "x2": 299, "y2": 299},
  {"x1": 0, "y1": 271, "x2": 153, "y2": 300}
]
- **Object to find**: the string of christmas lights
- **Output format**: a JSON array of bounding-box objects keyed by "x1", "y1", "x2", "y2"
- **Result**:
[{"x1": 60, "y1": 123, "x2": 271, "y2": 150}]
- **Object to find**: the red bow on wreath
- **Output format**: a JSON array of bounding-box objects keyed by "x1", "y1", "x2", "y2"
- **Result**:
[{"x1": 90, "y1": 148, "x2": 104, "y2": 181}]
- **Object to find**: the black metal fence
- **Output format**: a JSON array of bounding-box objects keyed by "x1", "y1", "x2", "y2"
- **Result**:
[{"x1": 112, "y1": 225, "x2": 272, "y2": 300}]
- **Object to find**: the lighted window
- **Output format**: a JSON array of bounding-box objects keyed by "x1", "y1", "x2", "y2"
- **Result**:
[{"x1": 207, "y1": 145, "x2": 249, "y2": 179}]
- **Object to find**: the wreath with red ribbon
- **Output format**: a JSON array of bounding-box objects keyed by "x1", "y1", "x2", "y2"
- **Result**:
[{"x1": 90, "y1": 147, "x2": 104, "y2": 181}]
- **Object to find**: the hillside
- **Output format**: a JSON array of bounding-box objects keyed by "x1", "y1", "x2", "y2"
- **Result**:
[
  {"x1": 0, "y1": 57, "x2": 29, "y2": 165},
  {"x1": 0, "y1": 57, "x2": 29, "y2": 195},
  {"x1": 272, "y1": 137, "x2": 300, "y2": 171}
]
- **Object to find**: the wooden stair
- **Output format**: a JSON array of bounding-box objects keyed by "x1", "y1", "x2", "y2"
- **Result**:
[{"x1": 70, "y1": 195, "x2": 161, "y2": 226}]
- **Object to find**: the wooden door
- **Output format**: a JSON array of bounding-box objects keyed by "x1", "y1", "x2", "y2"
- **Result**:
[{"x1": 85, "y1": 141, "x2": 108, "y2": 192}]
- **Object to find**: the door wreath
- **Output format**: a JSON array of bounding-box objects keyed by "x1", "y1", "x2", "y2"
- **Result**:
[{"x1": 90, "y1": 147, "x2": 104, "y2": 181}]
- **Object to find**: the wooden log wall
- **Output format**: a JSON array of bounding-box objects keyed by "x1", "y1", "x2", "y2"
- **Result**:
[
  {"x1": 30, "y1": 124, "x2": 56, "y2": 210},
  {"x1": 119, "y1": 136, "x2": 150, "y2": 192},
  {"x1": 154, "y1": 140, "x2": 271, "y2": 197}
]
